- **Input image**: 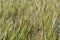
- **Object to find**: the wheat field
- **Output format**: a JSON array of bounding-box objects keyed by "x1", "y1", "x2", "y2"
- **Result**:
[{"x1": 0, "y1": 0, "x2": 60, "y2": 40}]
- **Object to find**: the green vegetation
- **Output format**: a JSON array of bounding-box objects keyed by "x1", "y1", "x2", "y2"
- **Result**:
[{"x1": 0, "y1": 0, "x2": 60, "y2": 40}]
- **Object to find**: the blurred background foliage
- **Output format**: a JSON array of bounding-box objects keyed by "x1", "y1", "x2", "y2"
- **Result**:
[{"x1": 0, "y1": 0, "x2": 60, "y2": 40}]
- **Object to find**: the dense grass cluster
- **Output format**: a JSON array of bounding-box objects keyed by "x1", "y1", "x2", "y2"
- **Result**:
[{"x1": 0, "y1": 0, "x2": 60, "y2": 40}]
